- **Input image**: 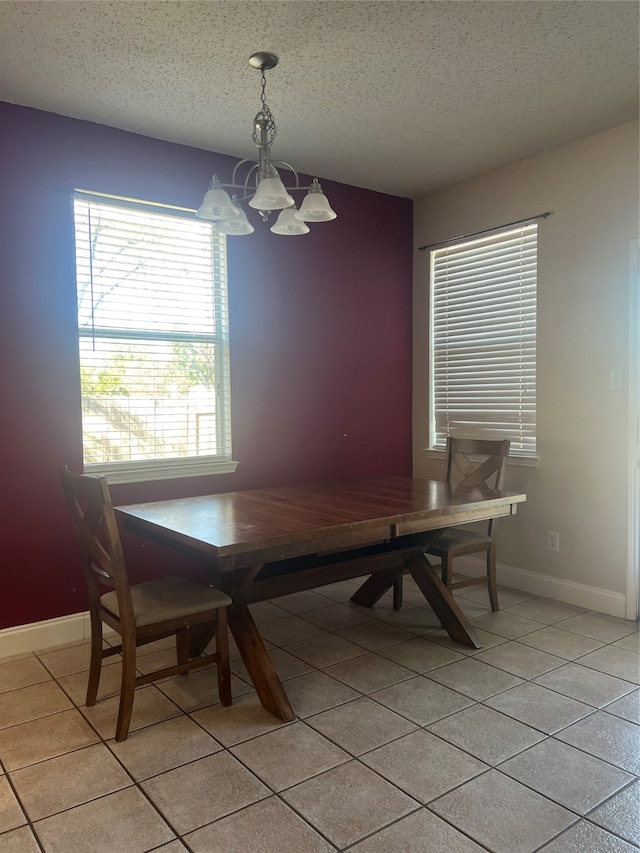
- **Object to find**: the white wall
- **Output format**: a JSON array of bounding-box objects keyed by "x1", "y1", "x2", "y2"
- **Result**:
[{"x1": 413, "y1": 121, "x2": 639, "y2": 613}]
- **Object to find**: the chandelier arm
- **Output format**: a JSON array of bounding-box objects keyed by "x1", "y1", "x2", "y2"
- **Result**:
[
  {"x1": 272, "y1": 161, "x2": 304, "y2": 191},
  {"x1": 221, "y1": 160, "x2": 316, "y2": 199},
  {"x1": 229, "y1": 160, "x2": 260, "y2": 192}
]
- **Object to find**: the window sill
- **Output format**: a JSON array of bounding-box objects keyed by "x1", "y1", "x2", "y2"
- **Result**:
[
  {"x1": 84, "y1": 457, "x2": 239, "y2": 485},
  {"x1": 422, "y1": 448, "x2": 540, "y2": 468}
]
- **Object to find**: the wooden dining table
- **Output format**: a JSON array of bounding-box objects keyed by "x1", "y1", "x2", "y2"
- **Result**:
[{"x1": 116, "y1": 476, "x2": 526, "y2": 722}]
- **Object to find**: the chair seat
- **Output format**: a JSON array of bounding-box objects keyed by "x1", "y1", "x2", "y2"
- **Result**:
[
  {"x1": 101, "y1": 575, "x2": 232, "y2": 628},
  {"x1": 427, "y1": 527, "x2": 492, "y2": 557}
]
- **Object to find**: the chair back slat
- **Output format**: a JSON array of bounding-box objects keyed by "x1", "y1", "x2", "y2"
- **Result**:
[
  {"x1": 445, "y1": 437, "x2": 510, "y2": 539},
  {"x1": 446, "y1": 437, "x2": 511, "y2": 490},
  {"x1": 450, "y1": 452, "x2": 504, "y2": 489},
  {"x1": 59, "y1": 468, "x2": 133, "y2": 614}
]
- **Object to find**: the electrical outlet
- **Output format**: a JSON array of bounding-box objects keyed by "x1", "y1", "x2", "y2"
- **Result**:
[{"x1": 546, "y1": 530, "x2": 560, "y2": 552}]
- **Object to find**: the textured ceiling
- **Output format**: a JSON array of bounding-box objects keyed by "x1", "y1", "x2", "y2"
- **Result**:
[{"x1": 1, "y1": 1, "x2": 638, "y2": 198}]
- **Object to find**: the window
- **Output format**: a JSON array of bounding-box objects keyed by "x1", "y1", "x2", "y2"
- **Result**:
[
  {"x1": 430, "y1": 223, "x2": 537, "y2": 458},
  {"x1": 73, "y1": 192, "x2": 235, "y2": 484}
]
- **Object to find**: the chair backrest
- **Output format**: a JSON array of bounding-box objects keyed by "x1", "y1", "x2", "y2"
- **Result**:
[
  {"x1": 444, "y1": 438, "x2": 510, "y2": 537},
  {"x1": 444, "y1": 437, "x2": 511, "y2": 490},
  {"x1": 59, "y1": 468, "x2": 132, "y2": 618}
]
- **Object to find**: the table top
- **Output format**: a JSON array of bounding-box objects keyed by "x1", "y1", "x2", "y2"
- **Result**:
[{"x1": 116, "y1": 476, "x2": 526, "y2": 564}]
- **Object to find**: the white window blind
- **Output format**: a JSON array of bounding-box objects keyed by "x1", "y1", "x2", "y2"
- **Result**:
[
  {"x1": 73, "y1": 192, "x2": 234, "y2": 483},
  {"x1": 430, "y1": 223, "x2": 537, "y2": 457}
]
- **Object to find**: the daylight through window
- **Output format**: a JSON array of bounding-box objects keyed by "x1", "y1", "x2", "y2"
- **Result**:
[
  {"x1": 430, "y1": 224, "x2": 537, "y2": 457},
  {"x1": 73, "y1": 193, "x2": 234, "y2": 483}
]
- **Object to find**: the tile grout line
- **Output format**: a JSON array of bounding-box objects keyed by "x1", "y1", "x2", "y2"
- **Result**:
[
  {"x1": 0, "y1": 588, "x2": 636, "y2": 853},
  {"x1": 0, "y1": 768, "x2": 47, "y2": 853}
]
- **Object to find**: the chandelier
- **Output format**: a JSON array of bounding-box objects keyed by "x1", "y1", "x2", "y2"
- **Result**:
[{"x1": 196, "y1": 52, "x2": 337, "y2": 236}]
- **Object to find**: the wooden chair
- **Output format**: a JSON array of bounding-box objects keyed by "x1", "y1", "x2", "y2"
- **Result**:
[
  {"x1": 59, "y1": 468, "x2": 232, "y2": 741},
  {"x1": 393, "y1": 437, "x2": 510, "y2": 612}
]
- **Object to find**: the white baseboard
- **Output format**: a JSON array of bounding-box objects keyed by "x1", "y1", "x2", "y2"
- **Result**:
[
  {"x1": 0, "y1": 612, "x2": 119, "y2": 660},
  {"x1": 0, "y1": 611, "x2": 92, "y2": 659},
  {"x1": 455, "y1": 556, "x2": 629, "y2": 619}
]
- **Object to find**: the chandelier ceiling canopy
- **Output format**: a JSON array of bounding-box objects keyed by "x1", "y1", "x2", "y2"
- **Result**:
[{"x1": 196, "y1": 52, "x2": 337, "y2": 236}]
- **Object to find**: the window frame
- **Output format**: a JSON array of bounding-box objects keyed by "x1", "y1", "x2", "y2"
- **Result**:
[
  {"x1": 427, "y1": 223, "x2": 538, "y2": 463},
  {"x1": 73, "y1": 190, "x2": 237, "y2": 485}
]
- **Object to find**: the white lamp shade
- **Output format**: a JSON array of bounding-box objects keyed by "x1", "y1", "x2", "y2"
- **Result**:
[
  {"x1": 270, "y1": 206, "x2": 310, "y2": 236},
  {"x1": 249, "y1": 176, "x2": 295, "y2": 211},
  {"x1": 215, "y1": 206, "x2": 255, "y2": 235},
  {"x1": 196, "y1": 187, "x2": 239, "y2": 221},
  {"x1": 295, "y1": 188, "x2": 337, "y2": 222},
  {"x1": 216, "y1": 211, "x2": 255, "y2": 237}
]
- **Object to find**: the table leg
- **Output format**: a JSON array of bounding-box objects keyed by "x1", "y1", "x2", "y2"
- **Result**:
[
  {"x1": 185, "y1": 623, "x2": 216, "y2": 658},
  {"x1": 226, "y1": 600, "x2": 295, "y2": 722},
  {"x1": 405, "y1": 551, "x2": 482, "y2": 649},
  {"x1": 350, "y1": 549, "x2": 482, "y2": 649},
  {"x1": 214, "y1": 563, "x2": 296, "y2": 722},
  {"x1": 350, "y1": 565, "x2": 405, "y2": 607}
]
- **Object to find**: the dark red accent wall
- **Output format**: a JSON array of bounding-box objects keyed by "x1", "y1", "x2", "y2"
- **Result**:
[{"x1": 0, "y1": 103, "x2": 413, "y2": 630}]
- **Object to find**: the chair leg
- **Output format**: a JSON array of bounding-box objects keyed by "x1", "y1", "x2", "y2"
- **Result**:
[
  {"x1": 441, "y1": 554, "x2": 454, "y2": 590},
  {"x1": 115, "y1": 633, "x2": 137, "y2": 742},
  {"x1": 85, "y1": 611, "x2": 103, "y2": 707},
  {"x1": 392, "y1": 578, "x2": 403, "y2": 611},
  {"x1": 215, "y1": 609, "x2": 232, "y2": 707},
  {"x1": 487, "y1": 545, "x2": 499, "y2": 612}
]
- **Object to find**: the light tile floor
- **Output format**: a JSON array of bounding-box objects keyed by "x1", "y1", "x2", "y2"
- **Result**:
[{"x1": 0, "y1": 578, "x2": 638, "y2": 852}]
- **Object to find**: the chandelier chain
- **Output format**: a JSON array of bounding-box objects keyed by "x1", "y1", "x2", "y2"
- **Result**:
[
  {"x1": 260, "y1": 67, "x2": 268, "y2": 109},
  {"x1": 252, "y1": 65, "x2": 277, "y2": 150}
]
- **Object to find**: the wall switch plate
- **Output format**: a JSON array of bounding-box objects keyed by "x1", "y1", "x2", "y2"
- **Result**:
[
  {"x1": 609, "y1": 369, "x2": 624, "y2": 391},
  {"x1": 546, "y1": 530, "x2": 560, "y2": 552}
]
